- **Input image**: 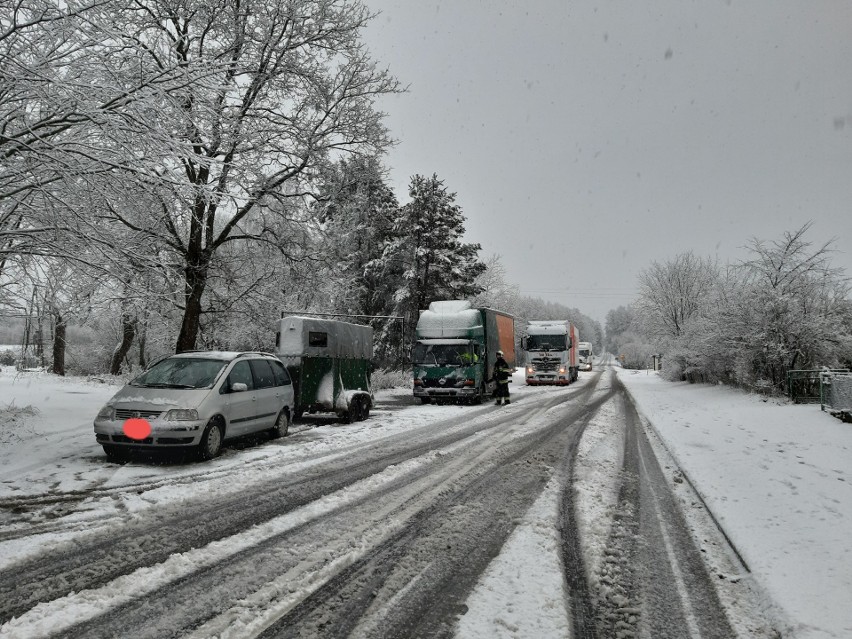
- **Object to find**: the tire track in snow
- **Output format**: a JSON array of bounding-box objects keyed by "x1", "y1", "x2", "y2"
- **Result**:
[
  {"x1": 578, "y1": 373, "x2": 736, "y2": 638},
  {"x1": 0, "y1": 388, "x2": 585, "y2": 626},
  {"x1": 253, "y1": 384, "x2": 615, "y2": 638}
]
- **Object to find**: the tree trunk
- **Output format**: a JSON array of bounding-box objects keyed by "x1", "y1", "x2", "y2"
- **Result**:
[
  {"x1": 137, "y1": 312, "x2": 148, "y2": 369},
  {"x1": 175, "y1": 258, "x2": 208, "y2": 353},
  {"x1": 110, "y1": 313, "x2": 136, "y2": 375},
  {"x1": 51, "y1": 313, "x2": 66, "y2": 376}
]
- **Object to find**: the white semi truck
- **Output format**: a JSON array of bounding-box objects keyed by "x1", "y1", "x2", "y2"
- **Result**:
[
  {"x1": 578, "y1": 341, "x2": 594, "y2": 371},
  {"x1": 522, "y1": 320, "x2": 579, "y2": 385}
]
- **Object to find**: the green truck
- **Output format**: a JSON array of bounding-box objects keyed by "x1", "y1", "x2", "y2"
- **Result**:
[
  {"x1": 276, "y1": 316, "x2": 373, "y2": 422},
  {"x1": 412, "y1": 300, "x2": 516, "y2": 404}
]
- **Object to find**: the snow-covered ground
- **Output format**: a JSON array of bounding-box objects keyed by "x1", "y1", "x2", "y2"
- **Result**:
[
  {"x1": 1, "y1": 365, "x2": 849, "y2": 638},
  {"x1": 617, "y1": 368, "x2": 852, "y2": 639}
]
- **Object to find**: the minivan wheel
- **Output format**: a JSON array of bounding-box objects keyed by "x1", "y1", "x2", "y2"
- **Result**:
[
  {"x1": 102, "y1": 444, "x2": 129, "y2": 461},
  {"x1": 270, "y1": 409, "x2": 290, "y2": 438},
  {"x1": 197, "y1": 419, "x2": 223, "y2": 460}
]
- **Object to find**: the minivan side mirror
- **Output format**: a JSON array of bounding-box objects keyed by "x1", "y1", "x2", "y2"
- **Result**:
[{"x1": 231, "y1": 382, "x2": 248, "y2": 392}]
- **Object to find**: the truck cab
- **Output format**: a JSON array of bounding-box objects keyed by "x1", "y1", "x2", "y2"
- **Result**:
[
  {"x1": 578, "y1": 341, "x2": 594, "y2": 371},
  {"x1": 412, "y1": 300, "x2": 514, "y2": 405},
  {"x1": 522, "y1": 320, "x2": 578, "y2": 385}
]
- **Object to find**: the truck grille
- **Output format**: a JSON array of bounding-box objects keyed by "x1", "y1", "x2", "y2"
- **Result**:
[
  {"x1": 532, "y1": 360, "x2": 559, "y2": 372},
  {"x1": 420, "y1": 378, "x2": 463, "y2": 388}
]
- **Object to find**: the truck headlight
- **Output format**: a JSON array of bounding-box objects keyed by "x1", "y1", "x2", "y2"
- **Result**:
[
  {"x1": 164, "y1": 409, "x2": 199, "y2": 421},
  {"x1": 97, "y1": 405, "x2": 115, "y2": 421}
]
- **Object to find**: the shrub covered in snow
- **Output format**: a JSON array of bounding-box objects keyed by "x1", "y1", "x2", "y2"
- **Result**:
[
  {"x1": 371, "y1": 368, "x2": 411, "y2": 390},
  {"x1": 633, "y1": 225, "x2": 852, "y2": 392}
]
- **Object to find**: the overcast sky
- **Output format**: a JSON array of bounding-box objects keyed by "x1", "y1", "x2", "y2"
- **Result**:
[{"x1": 361, "y1": 1, "x2": 852, "y2": 323}]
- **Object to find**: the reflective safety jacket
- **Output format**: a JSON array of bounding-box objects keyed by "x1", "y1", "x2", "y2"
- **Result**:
[{"x1": 493, "y1": 357, "x2": 511, "y2": 384}]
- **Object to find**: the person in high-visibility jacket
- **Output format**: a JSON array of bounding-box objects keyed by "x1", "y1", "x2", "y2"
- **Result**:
[{"x1": 491, "y1": 350, "x2": 512, "y2": 405}]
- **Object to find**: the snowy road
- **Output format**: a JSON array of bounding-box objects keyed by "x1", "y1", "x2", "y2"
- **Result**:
[{"x1": 0, "y1": 366, "x2": 768, "y2": 638}]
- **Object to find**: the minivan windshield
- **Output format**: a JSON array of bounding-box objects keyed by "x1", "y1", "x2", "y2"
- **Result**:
[{"x1": 130, "y1": 358, "x2": 228, "y2": 389}]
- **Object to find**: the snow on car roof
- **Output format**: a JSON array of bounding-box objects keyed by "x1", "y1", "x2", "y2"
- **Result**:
[{"x1": 170, "y1": 351, "x2": 242, "y2": 360}]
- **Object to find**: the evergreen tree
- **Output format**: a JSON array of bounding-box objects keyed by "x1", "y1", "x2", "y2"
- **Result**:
[
  {"x1": 375, "y1": 173, "x2": 485, "y2": 348},
  {"x1": 316, "y1": 156, "x2": 400, "y2": 318},
  {"x1": 313, "y1": 156, "x2": 406, "y2": 363}
]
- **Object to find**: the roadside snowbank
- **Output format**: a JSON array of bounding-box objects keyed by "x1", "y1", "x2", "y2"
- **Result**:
[{"x1": 617, "y1": 368, "x2": 852, "y2": 639}]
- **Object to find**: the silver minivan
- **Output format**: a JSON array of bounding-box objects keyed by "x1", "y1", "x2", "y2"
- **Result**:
[{"x1": 93, "y1": 351, "x2": 294, "y2": 460}]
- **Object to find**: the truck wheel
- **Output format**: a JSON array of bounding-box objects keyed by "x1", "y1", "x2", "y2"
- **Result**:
[
  {"x1": 270, "y1": 408, "x2": 290, "y2": 438},
  {"x1": 420, "y1": 397, "x2": 432, "y2": 405},
  {"x1": 197, "y1": 419, "x2": 223, "y2": 461},
  {"x1": 476, "y1": 383, "x2": 486, "y2": 404},
  {"x1": 361, "y1": 401, "x2": 370, "y2": 420}
]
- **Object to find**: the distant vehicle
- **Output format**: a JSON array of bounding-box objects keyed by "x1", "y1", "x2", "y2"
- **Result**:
[
  {"x1": 522, "y1": 320, "x2": 579, "y2": 385},
  {"x1": 276, "y1": 316, "x2": 373, "y2": 423},
  {"x1": 413, "y1": 300, "x2": 515, "y2": 404},
  {"x1": 94, "y1": 351, "x2": 295, "y2": 461},
  {"x1": 578, "y1": 341, "x2": 594, "y2": 371}
]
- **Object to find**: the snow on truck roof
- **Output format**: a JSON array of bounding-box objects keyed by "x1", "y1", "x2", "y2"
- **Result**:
[
  {"x1": 525, "y1": 320, "x2": 570, "y2": 335},
  {"x1": 427, "y1": 300, "x2": 473, "y2": 314},
  {"x1": 417, "y1": 301, "x2": 482, "y2": 338}
]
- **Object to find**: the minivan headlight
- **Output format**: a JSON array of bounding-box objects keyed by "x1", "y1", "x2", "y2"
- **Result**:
[
  {"x1": 97, "y1": 405, "x2": 115, "y2": 421},
  {"x1": 164, "y1": 409, "x2": 199, "y2": 421}
]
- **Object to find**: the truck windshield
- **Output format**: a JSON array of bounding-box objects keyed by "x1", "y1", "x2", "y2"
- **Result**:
[
  {"x1": 526, "y1": 335, "x2": 567, "y2": 351},
  {"x1": 412, "y1": 343, "x2": 474, "y2": 366},
  {"x1": 579, "y1": 349, "x2": 591, "y2": 357}
]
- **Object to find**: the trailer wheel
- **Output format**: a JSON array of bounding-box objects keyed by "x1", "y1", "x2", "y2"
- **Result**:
[
  {"x1": 351, "y1": 396, "x2": 370, "y2": 421},
  {"x1": 340, "y1": 397, "x2": 359, "y2": 424}
]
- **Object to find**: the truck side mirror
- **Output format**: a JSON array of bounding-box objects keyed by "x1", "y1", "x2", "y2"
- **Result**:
[{"x1": 521, "y1": 337, "x2": 527, "y2": 350}]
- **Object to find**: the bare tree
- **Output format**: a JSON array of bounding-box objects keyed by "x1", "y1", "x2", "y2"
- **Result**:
[
  {"x1": 79, "y1": 0, "x2": 403, "y2": 352},
  {"x1": 0, "y1": 0, "x2": 189, "y2": 275},
  {"x1": 737, "y1": 223, "x2": 851, "y2": 386},
  {"x1": 636, "y1": 251, "x2": 719, "y2": 340}
]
